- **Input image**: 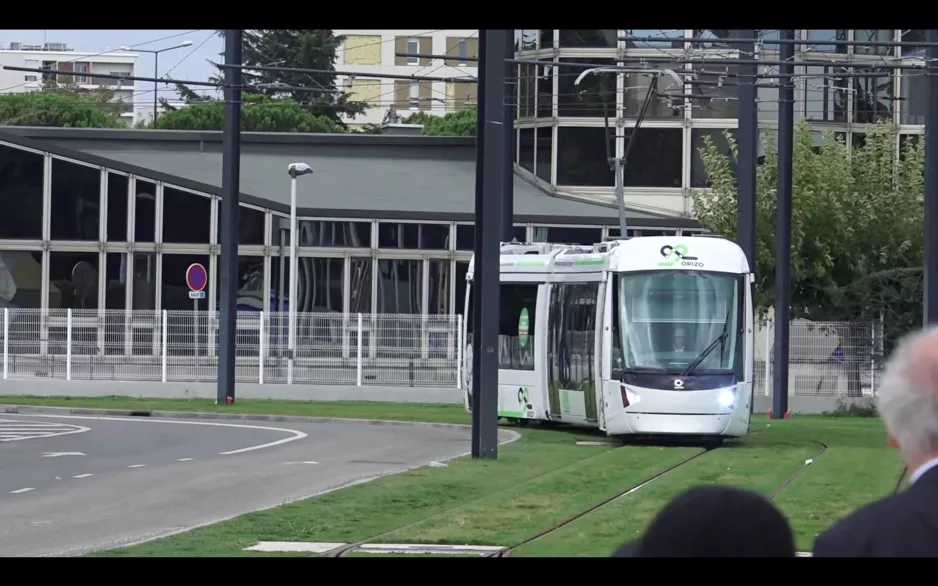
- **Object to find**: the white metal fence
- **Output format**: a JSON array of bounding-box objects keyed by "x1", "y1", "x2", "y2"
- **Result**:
[
  {"x1": 0, "y1": 309, "x2": 463, "y2": 388},
  {"x1": 755, "y1": 318, "x2": 884, "y2": 398},
  {"x1": 0, "y1": 309, "x2": 884, "y2": 396}
]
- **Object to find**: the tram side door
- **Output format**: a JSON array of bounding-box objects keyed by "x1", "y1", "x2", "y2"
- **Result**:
[
  {"x1": 546, "y1": 283, "x2": 562, "y2": 419},
  {"x1": 593, "y1": 276, "x2": 607, "y2": 430}
]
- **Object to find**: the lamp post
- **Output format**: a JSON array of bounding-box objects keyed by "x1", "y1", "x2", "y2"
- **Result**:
[
  {"x1": 121, "y1": 41, "x2": 192, "y2": 124},
  {"x1": 286, "y1": 162, "x2": 313, "y2": 384}
]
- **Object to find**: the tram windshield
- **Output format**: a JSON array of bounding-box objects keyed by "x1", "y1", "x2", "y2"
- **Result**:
[{"x1": 617, "y1": 270, "x2": 741, "y2": 374}]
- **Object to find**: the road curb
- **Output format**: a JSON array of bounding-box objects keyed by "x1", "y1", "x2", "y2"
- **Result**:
[{"x1": 0, "y1": 404, "x2": 522, "y2": 444}]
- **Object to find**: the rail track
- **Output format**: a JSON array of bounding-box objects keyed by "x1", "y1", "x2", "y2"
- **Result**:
[
  {"x1": 327, "y1": 434, "x2": 832, "y2": 558},
  {"x1": 491, "y1": 438, "x2": 828, "y2": 557}
]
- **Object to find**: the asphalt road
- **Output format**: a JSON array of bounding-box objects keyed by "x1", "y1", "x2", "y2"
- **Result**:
[{"x1": 0, "y1": 413, "x2": 495, "y2": 557}]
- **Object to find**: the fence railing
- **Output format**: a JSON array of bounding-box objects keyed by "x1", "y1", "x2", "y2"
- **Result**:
[
  {"x1": 0, "y1": 310, "x2": 883, "y2": 397},
  {"x1": 755, "y1": 318, "x2": 884, "y2": 398},
  {"x1": 0, "y1": 308, "x2": 463, "y2": 388}
]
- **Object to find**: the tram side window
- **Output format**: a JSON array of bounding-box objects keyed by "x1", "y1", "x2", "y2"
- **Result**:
[
  {"x1": 499, "y1": 283, "x2": 538, "y2": 370},
  {"x1": 549, "y1": 283, "x2": 599, "y2": 391}
]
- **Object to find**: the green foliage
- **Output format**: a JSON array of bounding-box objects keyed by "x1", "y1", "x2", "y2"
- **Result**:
[
  {"x1": 0, "y1": 90, "x2": 124, "y2": 128},
  {"x1": 226, "y1": 30, "x2": 366, "y2": 125},
  {"x1": 692, "y1": 119, "x2": 924, "y2": 354},
  {"x1": 145, "y1": 93, "x2": 343, "y2": 133},
  {"x1": 404, "y1": 108, "x2": 477, "y2": 136}
]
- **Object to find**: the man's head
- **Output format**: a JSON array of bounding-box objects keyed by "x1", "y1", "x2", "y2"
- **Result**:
[
  {"x1": 877, "y1": 326, "x2": 938, "y2": 465},
  {"x1": 612, "y1": 485, "x2": 795, "y2": 557}
]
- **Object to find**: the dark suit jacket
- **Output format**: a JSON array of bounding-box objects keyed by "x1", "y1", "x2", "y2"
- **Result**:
[{"x1": 813, "y1": 465, "x2": 938, "y2": 557}]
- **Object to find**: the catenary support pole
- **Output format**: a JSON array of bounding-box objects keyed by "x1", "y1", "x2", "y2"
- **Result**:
[
  {"x1": 925, "y1": 29, "x2": 938, "y2": 325},
  {"x1": 734, "y1": 30, "x2": 758, "y2": 275},
  {"x1": 472, "y1": 29, "x2": 504, "y2": 460},
  {"x1": 502, "y1": 31, "x2": 515, "y2": 241},
  {"x1": 773, "y1": 30, "x2": 795, "y2": 418},
  {"x1": 217, "y1": 29, "x2": 242, "y2": 405},
  {"x1": 471, "y1": 29, "x2": 486, "y2": 458}
]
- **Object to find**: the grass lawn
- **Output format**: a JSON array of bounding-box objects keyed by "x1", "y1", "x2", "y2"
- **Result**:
[
  {"x1": 0, "y1": 395, "x2": 470, "y2": 425},
  {"x1": 514, "y1": 417, "x2": 902, "y2": 556},
  {"x1": 1, "y1": 395, "x2": 901, "y2": 557}
]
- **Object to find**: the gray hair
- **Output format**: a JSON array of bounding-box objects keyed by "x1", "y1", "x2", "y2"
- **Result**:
[{"x1": 877, "y1": 326, "x2": 938, "y2": 457}]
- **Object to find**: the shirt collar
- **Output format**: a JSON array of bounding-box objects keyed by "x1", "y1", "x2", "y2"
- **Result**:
[{"x1": 909, "y1": 455, "x2": 938, "y2": 485}]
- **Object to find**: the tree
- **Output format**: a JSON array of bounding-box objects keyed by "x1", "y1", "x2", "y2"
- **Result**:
[
  {"x1": 145, "y1": 92, "x2": 343, "y2": 133},
  {"x1": 405, "y1": 108, "x2": 478, "y2": 136},
  {"x1": 0, "y1": 90, "x2": 124, "y2": 128},
  {"x1": 228, "y1": 30, "x2": 366, "y2": 125},
  {"x1": 693, "y1": 119, "x2": 924, "y2": 393}
]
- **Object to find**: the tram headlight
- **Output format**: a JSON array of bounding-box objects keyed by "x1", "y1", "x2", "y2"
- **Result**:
[{"x1": 717, "y1": 390, "x2": 735, "y2": 408}]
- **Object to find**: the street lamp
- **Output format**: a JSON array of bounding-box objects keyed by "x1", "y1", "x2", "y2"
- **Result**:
[
  {"x1": 286, "y1": 162, "x2": 313, "y2": 384},
  {"x1": 121, "y1": 41, "x2": 192, "y2": 124}
]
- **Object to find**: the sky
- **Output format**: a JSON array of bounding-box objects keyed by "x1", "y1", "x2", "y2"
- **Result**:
[{"x1": 0, "y1": 29, "x2": 224, "y2": 100}]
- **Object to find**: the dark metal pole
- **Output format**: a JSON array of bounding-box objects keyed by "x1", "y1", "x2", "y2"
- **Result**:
[
  {"x1": 734, "y1": 30, "x2": 757, "y2": 272},
  {"x1": 925, "y1": 29, "x2": 938, "y2": 325},
  {"x1": 217, "y1": 29, "x2": 242, "y2": 405},
  {"x1": 773, "y1": 30, "x2": 795, "y2": 418},
  {"x1": 472, "y1": 29, "x2": 505, "y2": 460},
  {"x1": 471, "y1": 30, "x2": 487, "y2": 458},
  {"x1": 502, "y1": 31, "x2": 515, "y2": 241}
]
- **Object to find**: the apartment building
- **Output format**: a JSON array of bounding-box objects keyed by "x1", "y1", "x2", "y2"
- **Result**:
[
  {"x1": 334, "y1": 30, "x2": 479, "y2": 128},
  {"x1": 0, "y1": 41, "x2": 138, "y2": 126}
]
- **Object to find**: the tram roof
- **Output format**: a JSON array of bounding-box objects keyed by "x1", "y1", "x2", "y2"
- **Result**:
[{"x1": 467, "y1": 235, "x2": 750, "y2": 278}]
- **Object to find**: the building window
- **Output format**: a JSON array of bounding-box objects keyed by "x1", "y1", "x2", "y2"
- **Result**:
[
  {"x1": 74, "y1": 62, "x2": 89, "y2": 85},
  {"x1": 409, "y1": 82, "x2": 420, "y2": 109},
  {"x1": 457, "y1": 39, "x2": 468, "y2": 64},
  {"x1": 24, "y1": 75, "x2": 37, "y2": 82},
  {"x1": 407, "y1": 39, "x2": 419, "y2": 65},
  {"x1": 41, "y1": 61, "x2": 56, "y2": 82}
]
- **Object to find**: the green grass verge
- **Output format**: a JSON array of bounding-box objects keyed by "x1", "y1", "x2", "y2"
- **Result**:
[
  {"x1": 513, "y1": 417, "x2": 900, "y2": 556},
  {"x1": 377, "y1": 445, "x2": 701, "y2": 547},
  {"x1": 0, "y1": 395, "x2": 470, "y2": 425}
]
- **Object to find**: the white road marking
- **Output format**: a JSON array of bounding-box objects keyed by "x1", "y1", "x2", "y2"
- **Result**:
[
  {"x1": 42, "y1": 452, "x2": 86, "y2": 458},
  {"x1": 10, "y1": 488, "x2": 34, "y2": 494},
  {"x1": 0, "y1": 418, "x2": 90, "y2": 442},
  {"x1": 177, "y1": 458, "x2": 193, "y2": 462},
  {"x1": 285, "y1": 461, "x2": 319, "y2": 465},
  {"x1": 10, "y1": 414, "x2": 308, "y2": 454},
  {"x1": 244, "y1": 541, "x2": 346, "y2": 553},
  {"x1": 73, "y1": 473, "x2": 93, "y2": 479},
  {"x1": 127, "y1": 464, "x2": 146, "y2": 468}
]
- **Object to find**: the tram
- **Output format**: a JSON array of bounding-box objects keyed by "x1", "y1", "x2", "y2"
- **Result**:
[{"x1": 462, "y1": 235, "x2": 754, "y2": 441}]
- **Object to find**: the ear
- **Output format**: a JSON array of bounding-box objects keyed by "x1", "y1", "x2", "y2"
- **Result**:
[{"x1": 887, "y1": 434, "x2": 900, "y2": 450}]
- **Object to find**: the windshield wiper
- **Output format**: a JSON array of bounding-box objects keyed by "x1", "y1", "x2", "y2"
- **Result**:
[{"x1": 681, "y1": 309, "x2": 732, "y2": 377}]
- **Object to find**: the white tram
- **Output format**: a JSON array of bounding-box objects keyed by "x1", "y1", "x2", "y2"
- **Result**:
[{"x1": 462, "y1": 235, "x2": 755, "y2": 441}]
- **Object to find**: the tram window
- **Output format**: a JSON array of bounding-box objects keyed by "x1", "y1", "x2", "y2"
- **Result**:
[
  {"x1": 549, "y1": 283, "x2": 599, "y2": 391},
  {"x1": 499, "y1": 283, "x2": 538, "y2": 370}
]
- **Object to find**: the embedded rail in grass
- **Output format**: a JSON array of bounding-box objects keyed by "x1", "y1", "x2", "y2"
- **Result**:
[
  {"x1": 493, "y1": 437, "x2": 829, "y2": 558},
  {"x1": 491, "y1": 445, "x2": 716, "y2": 558},
  {"x1": 325, "y1": 443, "x2": 620, "y2": 558}
]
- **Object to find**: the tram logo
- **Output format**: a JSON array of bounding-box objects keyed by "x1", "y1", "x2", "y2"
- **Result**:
[
  {"x1": 518, "y1": 386, "x2": 531, "y2": 409},
  {"x1": 658, "y1": 244, "x2": 702, "y2": 268},
  {"x1": 673, "y1": 378, "x2": 685, "y2": 389}
]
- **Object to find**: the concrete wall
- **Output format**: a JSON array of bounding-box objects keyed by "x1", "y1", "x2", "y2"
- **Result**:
[{"x1": 0, "y1": 379, "x2": 464, "y2": 404}]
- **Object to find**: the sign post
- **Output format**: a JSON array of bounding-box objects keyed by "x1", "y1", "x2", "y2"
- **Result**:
[{"x1": 186, "y1": 263, "x2": 207, "y2": 366}]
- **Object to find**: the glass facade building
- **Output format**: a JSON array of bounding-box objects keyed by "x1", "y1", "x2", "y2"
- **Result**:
[
  {"x1": 0, "y1": 131, "x2": 696, "y2": 321},
  {"x1": 512, "y1": 29, "x2": 929, "y2": 221}
]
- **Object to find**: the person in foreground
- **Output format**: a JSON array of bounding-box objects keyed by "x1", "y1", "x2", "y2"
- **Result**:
[
  {"x1": 813, "y1": 325, "x2": 938, "y2": 557},
  {"x1": 612, "y1": 485, "x2": 795, "y2": 557}
]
